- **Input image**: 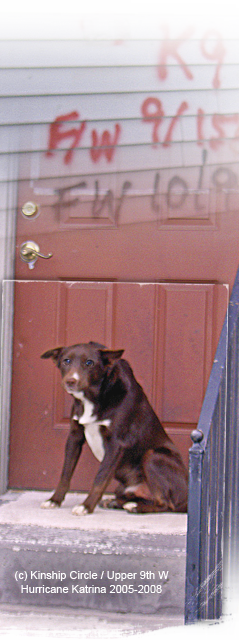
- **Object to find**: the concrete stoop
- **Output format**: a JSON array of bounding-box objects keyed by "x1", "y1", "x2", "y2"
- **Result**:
[
  {"x1": 0, "y1": 605, "x2": 185, "y2": 639},
  {"x1": 0, "y1": 491, "x2": 187, "y2": 619}
]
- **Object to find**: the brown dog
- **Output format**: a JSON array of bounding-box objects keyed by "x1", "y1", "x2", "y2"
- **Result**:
[{"x1": 41, "y1": 341, "x2": 188, "y2": 515}]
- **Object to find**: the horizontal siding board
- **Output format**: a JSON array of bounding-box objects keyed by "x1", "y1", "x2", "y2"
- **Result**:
[
  {"x1": 0, "y1": 38, "x2": 239, "y2": 68},
  {"x1": 0, "y1": 90, "x2": 238, "y2": 125},
  {"x1": 0, "y1": 145, "x2": 237, "y2": 182},
  {"x1": 1, "y1": 64, "x2": 239, "y2": 95},
  {"x1": 0, "y1": 14, "x2": 239, "y2": 41},
  {"x1": 0, "y1": 135, "x2": 239, "y2": 164},
  {"x1": 0, "y1": 89, "x2": 239, "y2": 130},
  {"x1": 1, "y1": 0, "x2": 238, "y2": 15},
  {"x1": 1, "y1": 114, "x2": 239, "y2": 154},
  {"x1": 17, "y1": 142, "x2": 184, "y2": 176}
]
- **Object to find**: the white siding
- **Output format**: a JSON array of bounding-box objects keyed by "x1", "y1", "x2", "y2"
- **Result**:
[{"x1": 0, "y1": 31, "x2": 238, "y2": 223}]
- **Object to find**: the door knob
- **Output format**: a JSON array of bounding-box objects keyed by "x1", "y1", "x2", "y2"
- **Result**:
[{"x1": 20, "y1": 241, "x2": 53, "y2": 270}]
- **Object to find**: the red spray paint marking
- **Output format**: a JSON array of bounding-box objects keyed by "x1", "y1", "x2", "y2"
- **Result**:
[
  {"x1": 141, "y1": 98, "x2": 188, "y2": 147},
  {"x1": 46, "y1": 111, "x2": 86, "y2": 164},
  {"x1": 201, "y1": 31, "x2": 226, "y2": 89},
  {"x1": 196, "y1": 111, "x2": 239, "y2": 149},
  {"x1": 141, "y1": 97, "x2": 165, "y2": 146},
  {"x1": 210, "y1": 114, "x2": 239, "y2": 150},
  {"x1": 163, "y1": 101, "x2": 188, "y2": 147},
  {"x1": 158, "y1": 26, "x2": 194, "y2": 81},
  {"x1": 90, "y1": 124, "x2": 121, "y2": 162}
]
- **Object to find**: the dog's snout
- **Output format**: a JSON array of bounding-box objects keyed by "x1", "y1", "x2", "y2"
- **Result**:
[
  {"x1": 63, "y1": 371, "x2": 81, "y2": 393},
  {"x1": 65, "y1": 377, "x2": 78, "y2": 388}
]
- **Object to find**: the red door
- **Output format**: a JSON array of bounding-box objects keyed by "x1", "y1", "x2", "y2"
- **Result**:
[{"x1": 8, "y1": 175, "x2": 228, "y2": 489}]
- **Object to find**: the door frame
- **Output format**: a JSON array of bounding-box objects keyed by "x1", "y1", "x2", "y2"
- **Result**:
[{"x1": 0, "y1": 154, "x2": 18, "y2": 493}]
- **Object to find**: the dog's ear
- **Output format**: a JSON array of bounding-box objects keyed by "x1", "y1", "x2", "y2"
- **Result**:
[
  {"x1": 41, "y1": 347, "x2": 63, "y2": 363},
  {"x1": 99, "y1": 349, "x2": 124, "y2": 366},
  {"x1": 89, "y1": 341, "x2": 107, "y2": 349}
]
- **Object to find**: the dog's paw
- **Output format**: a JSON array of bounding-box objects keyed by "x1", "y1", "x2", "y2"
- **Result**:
[
  {"x1": 72, "y1": 504, "x2": 89, "y2": 516},
  {"x1": 41, "y1": 499, "x2": 60, "y2": 509},
  {"x1": 123, "y1": 501, "x2": 138, "y2": 513}
]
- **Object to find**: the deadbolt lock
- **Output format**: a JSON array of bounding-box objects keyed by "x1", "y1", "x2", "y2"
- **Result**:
[
  {"x1": 21, "y1": 202, "x2": 38, "y2": 218},
  {"x1": 20, "y1": 241, "x2": 53, "y2": 270}
]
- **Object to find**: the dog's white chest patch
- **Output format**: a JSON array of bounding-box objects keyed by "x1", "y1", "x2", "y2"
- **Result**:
[
  {"x1": 73, "y1": 391, "x2": 110, "y2": 462},
  {"x1": 72, "y1": 391, "x2": 95, "y2": 422},
  {"x1": 84, "y1": 423, "x2": 105, "y2": 462}
]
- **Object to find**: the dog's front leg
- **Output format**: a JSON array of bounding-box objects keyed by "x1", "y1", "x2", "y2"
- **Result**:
[
  {"x1": 41, "y1": 422, "x2": 85, "y2": 509},
  {"x1": 72, "y1": 441, "x2": 124, "y2": 516}
]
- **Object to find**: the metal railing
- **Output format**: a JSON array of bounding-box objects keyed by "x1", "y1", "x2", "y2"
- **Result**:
[{"x1": 185, "y1": 266, "x2": 239, "y2": 623}]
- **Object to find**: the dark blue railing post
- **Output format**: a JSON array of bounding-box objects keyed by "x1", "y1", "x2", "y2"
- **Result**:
[
  {"x1": 185, "y1": 265, "x2": 239, "y2": 624},
  {"x1": 185, "y1": 434, "x2": 204, "y2": 623}
]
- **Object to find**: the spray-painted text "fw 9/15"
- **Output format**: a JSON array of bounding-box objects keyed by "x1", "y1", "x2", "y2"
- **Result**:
[{"x1": 46, "y1": 104, "x2": 239, "y2": 166}]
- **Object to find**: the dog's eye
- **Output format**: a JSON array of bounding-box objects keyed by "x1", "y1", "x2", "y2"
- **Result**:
[
  {"x1": 63, "y1": 358, "x2": 71, "y2": 365},
  {"x1": 85, "y1": 359, "x2": 94, "y2": 367}
]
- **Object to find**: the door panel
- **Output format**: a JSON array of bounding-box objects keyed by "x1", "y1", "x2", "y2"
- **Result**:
[
  {"x1": 8, "y1": 279, "x2": 228, "y2": 490},
  {"x1": 158, "y1": 285, "x2": 214, "y2": 424}
]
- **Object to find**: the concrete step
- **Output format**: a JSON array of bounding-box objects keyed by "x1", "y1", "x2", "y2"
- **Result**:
[
  {"x1": 0, "y1": 604, "x2": 239, "y2": 640},
  {"x1": 0, "y1": 491, "x2": 187, "y2": 618},
  {"x1": 0, "y1": 604, "x2": 184, "y2": 639}
]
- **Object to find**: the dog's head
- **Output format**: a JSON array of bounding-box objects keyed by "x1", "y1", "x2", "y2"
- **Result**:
[{"x1": 41, "y1": 341, "x2": 124, "y2": 396}]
